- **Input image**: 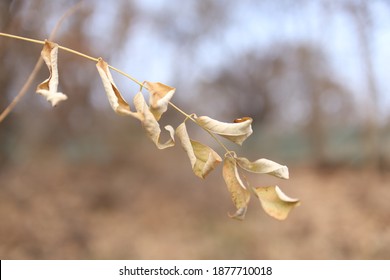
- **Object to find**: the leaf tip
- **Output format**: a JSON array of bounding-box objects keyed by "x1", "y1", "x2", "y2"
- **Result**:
[
  {"x1": 254, "y1": 185, "x2": 300, "y2": 220},
  {"x1": 48, "y1": 92, "x2": 68, "y2": 107},
  {"x1": 228, "y1": 207, "x2": 247, "y2": 221},
  {"x1": 275, "y1": 186, "x2": 300, "y2": 204}
]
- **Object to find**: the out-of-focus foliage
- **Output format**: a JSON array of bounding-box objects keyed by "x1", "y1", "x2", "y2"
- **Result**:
[
  {"x1": 1, "y1": 0, "x2": 390, "y2": 260},
  {"x1": 94, "y1": 54, "x2": 296, "y2": 219},
  {"x1": 1, "y1": 0, "x2": 390, "y2": 168}
]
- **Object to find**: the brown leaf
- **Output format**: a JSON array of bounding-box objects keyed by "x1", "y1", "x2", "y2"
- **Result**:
[
  {"x1": 235, "y1": 157, "x2": 289, "y2": 179},
  {"x1": 176, "y1": 122, "x2": 222, "y2": 178},
  {"x1": 145, "y1": 81, "x2": 175, "y2": 121},
  {"x1": 96, "y1": 58, "x2": 141, "y2": 119},
  {"x1": 253, "y1": 186, "x2": 300, "y2": 220},
  {"x1": 36, "y1": 40, "x2": 68, "y2": 106},
  {"x1": 133, "y1": 92, "x2": 175, "y2": 149},
  {"x1": 195, "y1": 116, "x2": 253, "y2": 145},
  {"x1": 222, "y1": 156, "x2": 251, "y2": 220},
  {"x1": 95, "y1": 60, "x2": 175, "y2": 149},
  {"x1": 234, "y1": 117, "x2": 252, "y2": 123}
]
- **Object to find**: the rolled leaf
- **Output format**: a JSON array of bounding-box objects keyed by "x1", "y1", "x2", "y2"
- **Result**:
[
  {"x1": 145, "y1": 81, "x2": 175, "y2": 121},
  {"x1": 176, "y1": 122, "x2": 222, "y2": 178},
  {"x1": 236, "y1": 157, "x2": 289, "y2": 179},
  {"x1": 195, "y1": 116, "x2": 253, "y2": 145},
  {"x1": 133, "y1": 92, "x2": 175, "y2": 149},
  {"x1": 36, "y1": 40, "x2": 68, "y2": 106},
  {"x1": 253, "y1": 186, "x2": 300, "y2": 220},
  {"x1": 222, "y1": 156, "x2": 251, "y2": 220},
  {"x1": 96, "y1": 58, "x2": 141, "y2": 119}
]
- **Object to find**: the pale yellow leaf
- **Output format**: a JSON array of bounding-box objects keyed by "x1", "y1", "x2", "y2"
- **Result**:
[
  {"x1": 254, "y1": 186, "x2": 300, "y2": 220},
  {"x1": 222, "y1": 156, "x2": 251, "y2": 220},
  {"x1": 176, "y1": 122, "x2": 222, "y2": 178},
  {"x1": 145, "y1": 81, "x2": 175, "y2": 121},
  {"x1": 195, "y1": 116, "x2": 253, "y2": 145},
  {"x1": 236, "y1": 157, "x2": 289, "y2": 179},
  {"x1": 133, "y1": 92, "x2": 175, "y2": 149},
  {"x1": 36, "y1": 40, "x2": 68, "y2": 106},
  {"x1": 96, "y1": 58, "x2": 141, "y2": 119}
]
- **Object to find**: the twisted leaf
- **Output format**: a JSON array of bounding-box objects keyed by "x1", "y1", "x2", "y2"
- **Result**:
[
  {"x1": 133, "y1": 92, "x2": 175, "y2": 150},
  {"x1": 222, "y1": 156, "x2": 251, "y2": 220},
  {"x1": 195, "y1": 116, "x2": 253, "y2": 145},
  {"x1": 236, "y1": 157, "x2": 289, "y2": 179},
  {"x1": 96, "y1": 58, "x2": 141, "y2": 119},
  {"x1": 254, "y1": 186, "x2": 300, "y2": 220},
  {"x1": 145, "y1": 81, "x2": 175, "y2": 121},
  {"x1": 36, "y1": 40, "x2": 67, "y2": 106},
  {"x1": 176, "y1": 122, "x2": 222, "y2": 178}
]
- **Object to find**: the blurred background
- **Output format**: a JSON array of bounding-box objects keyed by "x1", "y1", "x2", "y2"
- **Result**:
[{"x1": 1, "y1": 0, "x2": 390, "y2": 259}]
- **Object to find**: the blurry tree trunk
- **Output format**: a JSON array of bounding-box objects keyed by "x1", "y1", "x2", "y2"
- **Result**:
[
  {"x1": 298, "y1": 47, "x2": 326, "y2": 164},
  {"x1": 348, "y1": 1, "x2": 380, "y2": 168},
  {"x1": 0, "y1": 0, "x2": 18, "y2": 166},
  {"x1": 308, "y1": 86, "x2": 326, "y2": 165}
]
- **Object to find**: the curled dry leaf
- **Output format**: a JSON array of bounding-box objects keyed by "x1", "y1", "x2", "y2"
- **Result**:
[
  {"x1": 176, "y1": 122, "x2": 222, "y2": 178},
  {"x1": 96, "y1": 58, "x2": 141, "y2": 119},
  {"x1": 133, "y1": 92, "x2": 175, "y2": 150},
  {"x1": 145, "y1": 81, "x2": 175, "y2": 121},
  {"x1": 222, "y1": 156, "x2": 251, "y2": 220},
  {"x1": 194, "y1": 116, "x2": 253, "y2": 145},
  {"x1": 95, "y1": 60, "x2": 174, "y2": 149},
  {"x1": 36, "y1": 40, "x2": 68, "y2": 106},
  {"x1": 233, "y1": 117, "x2": 252, "y2": 123},
  {"x1": 253, "y1": 186, "x2": 300, "y2": 220},
  {"x1": 236, "y1": 157, "x2": 289, "y2": 179}
]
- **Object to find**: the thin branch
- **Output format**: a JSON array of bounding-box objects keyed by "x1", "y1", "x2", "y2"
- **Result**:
[
  {"x1": 0, "y1": 26, "x2": 236, "y2": 157},
  {"x1": 168, "y1": 101, "x2": 234, "y2": 156},
  {"x1": 0, "y1": 1, "x2": 84, "y2": 123},
  {"x1": 0, "y1": 59, "x2": 44, "y2": 123},
  {"x1": 0, "y1": 33, "x2": 44, "y2": 44},
  {"x1": 48, "y1": 1, "x2": 85, "y2": 40}
]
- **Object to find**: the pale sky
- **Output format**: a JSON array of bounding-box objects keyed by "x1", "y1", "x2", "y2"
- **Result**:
[{"x1": 44, "y1": 0, "x2": 390, "y2": 120}]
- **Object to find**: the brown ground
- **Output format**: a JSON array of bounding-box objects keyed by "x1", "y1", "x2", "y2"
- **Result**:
[{"x1": 1, "y1": 144, "x2": 390, "y2": 260}]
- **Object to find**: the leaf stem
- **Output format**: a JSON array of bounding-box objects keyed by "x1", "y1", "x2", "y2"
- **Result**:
[
  {"x1": 108, "y1": 65, "x2": 143, "y2": 88},
  {"x1": 0, "y1": 1, "x2": 83, "y2": 123},
  {"x1": 0, "y1": 32, "x2": 44, "y2": 45},
  {"x1": 0, "y1": 31, "x2": 235, "y2": 157},
  {"x1": 168, "y1": 101, "x2": 233, "y2": 156},
  {"x1": 202, "y1": 125, "x2": 234, "y2": 157},
  {"x1": 58, "y1": 45, "x2": 98, "y2": 62},
  {"x1": 0, "y1": 32, "x2": 143, "y2": 87},
  {"x1": 168, "y1": 101, "x2": 193, "y2": 120}
]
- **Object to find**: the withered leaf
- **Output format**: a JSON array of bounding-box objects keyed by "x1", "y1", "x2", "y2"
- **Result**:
[
  {"x1": 176, "y1": 122, "x2": 222, "y2": 178},
  {"x1": 236, "y1": 157, "x2": 289, "y2": 179},
  {"x1": 195, "y1": 116, "x2": 253, "y2": 145},
  {"x1": 95, "y1": 60, "x2": 175, "y2": 149},
  {"x1": 222, "y1": 156, "x2": 251, "y2": 220},
  {"x1": 253, "y1": 186, "x2": 300, "y2": 220},
  {"x1": 133, "y1": 92, "x2": 175, "y2": 149},
  {"x1": 36, "y1": 40, "x2": 68, "y2": 106},
  {"x1": 145, "y1": 81, "x2": 175, "y2": 121},
  {"x1": 234, "y1": 117, "x2": 252, "y2": 123},
  {"x1": 96, "y1": 58, "x2": 141, "y2": 119}
]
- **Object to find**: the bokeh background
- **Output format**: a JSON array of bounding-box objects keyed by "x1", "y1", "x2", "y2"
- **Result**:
[{"x1": 1, "y1": 0, "x2": 390, "y2": 259}]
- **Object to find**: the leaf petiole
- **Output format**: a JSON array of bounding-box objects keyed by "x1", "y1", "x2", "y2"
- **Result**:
[{"x1": 0, "y1": 32, "x2": 234, "y2": 156}]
